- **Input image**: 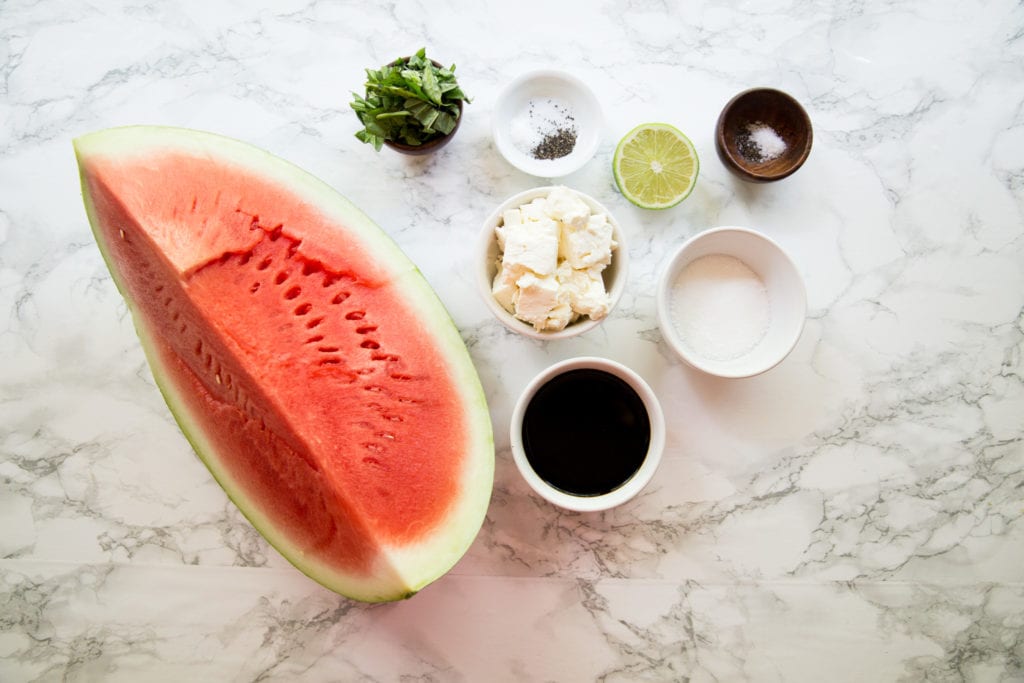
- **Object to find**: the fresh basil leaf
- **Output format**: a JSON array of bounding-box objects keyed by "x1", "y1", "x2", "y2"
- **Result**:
[
  {"x1": 420, "y1": 67, "x2": 442, "y2": 105},
  {"x1": 406, "y1": 99, "x2": 440, "y2": 129},
  {"x1": 354, "y1": 129, "x2": 384, "y2": 151},
  {"x1": 373, "y1": 83, "x2": 421, "y2": 100},
  {"x1": 432, "y1": 109, "x2": 457, "y2": 136}
]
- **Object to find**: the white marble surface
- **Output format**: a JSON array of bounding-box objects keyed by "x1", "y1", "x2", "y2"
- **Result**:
[{"x1": 2, "y1": 0, "x2": 1024, "y2": 680}]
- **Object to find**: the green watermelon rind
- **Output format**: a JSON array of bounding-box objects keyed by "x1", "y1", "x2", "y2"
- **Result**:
[{"x1": 74, "y1": 126, "x2": 494, "y2": 602}]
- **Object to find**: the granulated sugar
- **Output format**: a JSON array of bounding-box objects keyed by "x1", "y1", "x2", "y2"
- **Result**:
[{"x1": 669, "y1": 254, "x2": 771, "y2": 361}]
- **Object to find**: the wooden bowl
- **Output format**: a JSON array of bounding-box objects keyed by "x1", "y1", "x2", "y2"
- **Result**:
[
  {"x1": 715, "y1": 88, "x2": 812, "y2": 183},
  {"x1": 382, "y1": 58, "x2": 464, "y2": 156}
]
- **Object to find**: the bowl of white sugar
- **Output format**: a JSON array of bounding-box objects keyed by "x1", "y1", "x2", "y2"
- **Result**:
[
  {"x1": 657, "y1": 227, "x2": 806, "y2": 378},
  {"x1": 492, "y1": 70, "x2": 604, "y2": 178}
]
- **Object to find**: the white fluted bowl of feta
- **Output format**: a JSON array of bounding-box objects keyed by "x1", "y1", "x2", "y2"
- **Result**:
[{"x1": 477, "y1": 185, "x2": 627, "y2": 340}]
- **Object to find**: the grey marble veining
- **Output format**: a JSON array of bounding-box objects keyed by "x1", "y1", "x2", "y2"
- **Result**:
[{"x1": 2, "y1": 0, "x2": 1023, "y2": 680}]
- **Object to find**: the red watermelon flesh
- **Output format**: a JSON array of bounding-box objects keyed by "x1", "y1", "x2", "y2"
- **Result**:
[{"x1": 75, "y1": 126, "x2": 494, "y2": 602}]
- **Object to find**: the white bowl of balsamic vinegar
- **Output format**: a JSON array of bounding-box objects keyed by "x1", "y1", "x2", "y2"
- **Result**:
[{"x1": 509, "y1": 357, "x2": 665, "y2": 512}]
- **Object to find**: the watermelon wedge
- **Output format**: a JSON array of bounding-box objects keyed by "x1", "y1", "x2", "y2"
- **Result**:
[{"x1": 74, "y1": 126, "x2": 494, "y2": 602}]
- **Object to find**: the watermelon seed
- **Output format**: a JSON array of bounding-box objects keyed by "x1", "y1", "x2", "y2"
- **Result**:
[
  {"x1": 356, "y1": 367, "x2": 374, "y2": 375},
  {"x1": 391, "y1": 374, "x2": 414, "y2": 382},
  {"x1": 284, "y1": 286, "x2": 302, "y2": 300},
  {"x1": 377, "y1": 431, "x2": 396, "y2": 440},
  {"x1": 119, "y1": 228, "x2": 125, "y2": 239},
  {"x1": 360, "y1": 340, "x2": 380, "y2": 349},
  {"x1": 268, "y1": 226, "x2": 283, "y2": 241},
  {"x1": 319, "y1": 358, "x2": 341, "y2": 366},
  {"x1": 305, "y1": 334, "x2": 324, "y2": 344},
  {"x1": 194, "y1": 340, "x2": 203, "y2": 355},
  {"x1": 364, "y1": 443, "x2": 384, "y2": 454},
  {"x1": 371, "y1": 352, "x2": 399, "y2": 362},
  {"x1": 365, "y1": 386, "x2": 382, "y2": 393},
  {"x1": 274, "y1": 271, "x2": 289, "y2": 285},
  {"x1": 238, "y1": 251, "x2": 253, "y2": 265},
  {"x1": 356, "y1": 325, "x2": 377, "y2": 334},
  {"x1": 215, "y1": 373, "x2": 222, "y2": 385},
  {"x1": 286, "y1": 239, "x2": 301, "y2": 259},
  {"x1": 294, "y1": 303, "x2": 313, "y2": 316},
  {"x1": 345, "y1": 310, "x2": 365, "y2": 320},
  {"x1": 249, "y1": 282, "x2": 260, "y2": 294},
  {"x1": 172, "y1": 312, "x2": 180, "y2": 321},
  {"x1": 318, "y1": 346, "x2": 340, "y2": 353},
  {"x1": 331, "y1": 292, "x2": 350, "y2": 305},
  {"x1": 362, "y1": 457, "x2": 382, "y2": 467},
  {"x1": 257, "y1": 257, "x2": 272, "y2": 271},
  {"x1": 204, "y1": 354, "x2": 213, "y2": 369},
  {"x1": 305, "y1": 317, "x2": 324, "y2": 329},
  {"x1": 302, "y1": 261, "x2": 320, "y2": 276}
]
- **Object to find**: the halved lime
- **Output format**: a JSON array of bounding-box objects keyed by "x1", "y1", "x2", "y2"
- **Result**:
[{"x1": 612, "y1": 123, "x2": 699, "y2": 209}]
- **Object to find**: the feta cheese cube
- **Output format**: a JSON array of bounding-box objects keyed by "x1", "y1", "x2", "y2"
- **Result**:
[
  {"x1": 556, "y1": 262, "x2": 611, "y2": 319},
  {"x1": 543, "y1": 302, "x2": 574, "y2": 331},
  {"x1": 495, "y1": 208, "x2": 523, "y2": 251},
  {"x1": 545, "y1": 186, "x2": 591, "y2": 229},
  {"x1": 520, "y1": 198, "x2": 548, "y2": 222},
  {"x1": 560, "y1": 212, "x2": 616, "y2": 270},
  {"x1": 571, "y1": 267, "x2": 611, "y2": 319},
  {"x1": 491, "y1": 261, "x2": 519, "y2": 313},
  {"x1": 502, "y1": 216, "x2": 559, "y2": 276},
  {"x1": 514, "y1": 272, "x2": 561, "y2": 330}
]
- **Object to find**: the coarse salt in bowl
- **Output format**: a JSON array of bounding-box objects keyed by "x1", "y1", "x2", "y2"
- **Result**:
[
  {"x1": 476, "y1": 186, "x2": 627, "y2": 340},
  {"x1": 656, "y1": 226, "x2": 806, "y2": 378},
  {"x1": 492, "y1": 70, "x2": 604, "y2": 178}
]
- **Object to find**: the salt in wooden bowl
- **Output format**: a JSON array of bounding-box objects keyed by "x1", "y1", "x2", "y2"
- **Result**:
[{"x1": 715, "y1": 88, "x2": 812, "y2": 183}]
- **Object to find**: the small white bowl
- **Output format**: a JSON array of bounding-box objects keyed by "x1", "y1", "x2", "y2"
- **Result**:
[
  {"x1": 476, "y1": 186, "x2": 627, "y2": 340},
  {"x1": 657, "y1": 227, "x2": 806, "y2": 378},
  {"x1": 492, "y1": 70, "x2": 603, "y2": 178},
  {"x1": 509, "y1": 357, "x2": 665, "y2": 512}
]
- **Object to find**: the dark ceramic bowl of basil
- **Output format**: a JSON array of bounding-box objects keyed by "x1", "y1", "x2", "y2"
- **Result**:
[
  {"x1": 351, "y1": 50, "x2": 470, "y2": 155},
  {"x1": 383, "y1": 93, "x2": 463, "y2": 156}
]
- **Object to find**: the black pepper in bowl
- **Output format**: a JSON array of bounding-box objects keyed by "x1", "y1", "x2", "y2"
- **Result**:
[{"x1": 532, "y1": 128, "x2": 578, "y2": 160}]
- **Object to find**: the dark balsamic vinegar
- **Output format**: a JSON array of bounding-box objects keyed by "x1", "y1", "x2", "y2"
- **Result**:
[{"x1": 521, "y1": 369, "x2": 651, "y2": 497}]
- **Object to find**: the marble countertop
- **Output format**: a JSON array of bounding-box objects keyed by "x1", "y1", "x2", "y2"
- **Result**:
[{"x1": 3, "y1": 1, "x2": 1023, "y2": 681}]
